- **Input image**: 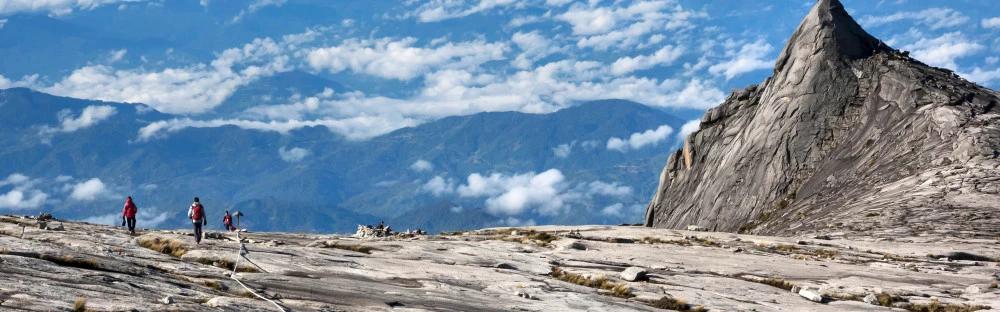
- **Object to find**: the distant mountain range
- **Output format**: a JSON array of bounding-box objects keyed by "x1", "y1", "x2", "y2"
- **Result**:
[{"x1": 0, "y1": 85, "x2": 692, "y2": 233}]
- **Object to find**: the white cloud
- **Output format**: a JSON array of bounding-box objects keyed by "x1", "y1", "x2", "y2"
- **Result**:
[
  {"x1": 0, "y1": 19, "x2": 7, "y2": 29},
  {"x1": 960, "y1": 67, "x2": 1000, "y2": 86},
  {"x1": 82, "y1": 207, "x2": 170, "y2": 227},
  {"x1": 558, "y1": 0, "x2": 705, "y2": 50},
  {"x1": 983, "y1": 17, "x2": 1000, "y2": 29},
  {"x1": 278, "y1": 146, "x2": 310, "y2": 162},
  {"x1": 511, "y1": 31, "x2": 562, "y2": 69},
  {"x1": 678, "y1": 119, "x2": 700, "y2": 139},
  {"x1": 901, "y1": 32, "x2": 983, "y2": 70},
  {"x1": 0, "y1": 173, "x2": 31, "y2": 187},
  {"x1": 860, "y1": 8, "x2": 969, "y2": 30},
  {"x1": 0, "y1": 173, "x2": 48, "y2": 210},
  {"x1": 708, "y1": 39, "x2": 774, "y2": 80},
  {"x1": 410, "y1": 159, "x2": 434, "y2": 172},
  {"x1": 457, "y1": 169, "x2": 569, "y2": 215},
  {"x1": 44, "y1": 30, "x2": 319, "y2": 114},
  {"x1": 421, "y1": 175, "x2": 455, "y2": 196},
  {"x1": 585, "y1": 181, "x2": 631, "y2": 197},
  {"x1": 552, "y1": 142, "x2": 573, "y2": 158},
  {"x1": 558, "y1": 5, "x2": 617, "y2": 35},
  {"x1": 600, "y1": 203, "x2": 624, "y2": 216},
  {"x1": 232, "y1": 59, "x2": 724, "y2": 141},
  {"x1": 307, "y1": 37, "x2": 507, "y2": 81},
  {"x1": 498, "y1": 217, "x2": 536, "y2": 227},
  {"x1": 410, "y1": 0, "x2": 519, "y2": 23},
  {"x1": 508, "y1": 15, "x2": 544, "y2": 28},
  {"x1": 0, "y1": 189, "x2": 48, "y2": 210},
  {"x1": 610, "y1": 45, "x2": 685, "y2": 75},
  {"x1": 0, "y1": 0, "x2": 145, "y2": 16},
  {"x1": 607, "y1": 125, "x2": 674, "y2": 152},
  {"x1": 426, "y1": 169, "x2": 631, "y2": 216},
  {"x1": 231, "y1": 0, "x2": 286, "y2": 22},
  {"x1": 0, "y1": 73, "x2": 40, "y2": 89},
  {"x1": 58, "y1": 105, "x2": 117, "y2": 132},
  {"x1": 108, "y1": 49, "x2": 127, "y2": 63},
  {"x1": 69, "y1": 178, "x2": 108, "y2": 201},
  {"x1": 137, "y1": 115, "x2": 417, "y2": 141}
]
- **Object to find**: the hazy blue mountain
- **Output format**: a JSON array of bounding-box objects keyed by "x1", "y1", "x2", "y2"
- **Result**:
[
  {"x1": 0, "y1": 88, "x2": 684, "y2": 233},
  {"x1": 211, "y1": 70, "x2": 349, "y2": 117}
]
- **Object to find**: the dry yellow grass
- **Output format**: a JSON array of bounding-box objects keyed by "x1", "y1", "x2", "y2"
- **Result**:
[
  {"x1": 137, "y1": 236, "x2": 188, "y2": 257},
  {"x1": 72, "y1": 297, "x2": 87, "y2": 312},
  {"x1": 645, "y1": 296, "x2": 708, "y2": 312},
  {"x1": 550, "y1": 267, "x2": 633, "y2": 298}
]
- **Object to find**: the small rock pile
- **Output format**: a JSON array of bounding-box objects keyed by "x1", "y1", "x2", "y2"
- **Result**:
[
  {"x1": 354, "y1": 223, "x2": 393, "y2": 238},
  {"x1": 353, "y1": 223, "x2": 426, "y2": 239}
]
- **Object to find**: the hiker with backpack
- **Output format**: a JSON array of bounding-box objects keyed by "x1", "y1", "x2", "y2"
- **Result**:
[
  {"x1": 121, "y1": 196, "x2": 138, "y2": 235},
  {"x1": 223, "y1": 210, "x2": 235, "y2": 232},
  {"x1": 187, "y1": 197, "x2": 207, "y2": 244}
]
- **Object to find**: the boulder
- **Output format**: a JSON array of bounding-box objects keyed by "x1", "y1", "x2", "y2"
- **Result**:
[
  {"x1": 554, "y1": 240, "x2": 587, "y2": 251},
  {"x1": 798, "y1": 288, "x2": 825, "y2": 303},
  {"x1": 516, "y1": 290, "x2": 534, "y2": 300},
  {"x1": 686, "y1": 225, "x2": 709, "y2": 232},
  {"x1": 47, "y1": 223, "x2": 64, "y2": 231},
  {"x1": 620, "y1": 267, "x2": 648, "y2": 282},
  {"x1": 863, "y1": 293, "x2": 878, "y2": 305},
  {"x1": 161, "y1": 295, "x2": 173, "y2": 304}
]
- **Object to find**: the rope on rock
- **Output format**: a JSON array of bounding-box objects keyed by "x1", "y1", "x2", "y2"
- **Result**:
[{"x1": 230, "y1": 231, "x2": 287, "y2": 312}]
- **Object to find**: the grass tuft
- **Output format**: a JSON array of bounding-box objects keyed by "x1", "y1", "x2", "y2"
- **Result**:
[
  {"x1": 194, "y1": 258, "x2": 260, "y2": 273},
  {"x1": 645, "y1": 296, "x2": 708, "y2": 312},
  {"x1": 686, "y1": 236, "x2": 720, "y2": 247},
  {"x1": 72, "y1": 297, "x2": 87, "y2": 312},
  {"x1": 323, "y1": 242, "x2": 377, "y2": 254},
  {"x1": 640, "y1": 237, "x2": 692, "y2": 246},
  {"x1": 899, "y1": 299, "x2": 989, "y2": 312},
  {"x1": 550, "y1": 267, "x2": 633, "y2": 298},
  {"x1": 760, "y1": 277, "x2": 796, "y2": 291},
  {"x1": 202, "y1": 280, "x2": 225, "y2": 291},
  {"x1": 137, "y1": 236, "x2": 188, "y2": 257}
]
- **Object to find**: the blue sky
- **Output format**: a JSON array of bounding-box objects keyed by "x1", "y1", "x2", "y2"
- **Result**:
[{"x1": 0, "y1": 0, "x2": 997, "y2": 140}]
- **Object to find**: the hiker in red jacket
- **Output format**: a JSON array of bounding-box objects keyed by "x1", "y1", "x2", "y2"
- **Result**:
[
  {"x1": 223, "y1": 210, "x2": 235, "y2": 232},
  {"x1": 121, "y1": 196, "x2": 138, "y2": 235},
  {"x1": 187, "y1": 197, "x2": 207, "y2": 244}
]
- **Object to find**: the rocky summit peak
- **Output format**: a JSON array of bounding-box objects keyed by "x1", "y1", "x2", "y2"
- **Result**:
[
  {"x1": 645, "y1": 0, "x2": 1000, "y2": 238},
  {"x1": 773, "y1": 0, "x2": 887, "y2": 75}
]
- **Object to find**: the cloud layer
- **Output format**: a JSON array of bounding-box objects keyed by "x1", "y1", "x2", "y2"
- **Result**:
[
  {"x1": 607, "y1": 125, "x2": 674, "y2": 152},
  {"x1": 424, "y1": 169, "x2": 631, "y2": 216}
]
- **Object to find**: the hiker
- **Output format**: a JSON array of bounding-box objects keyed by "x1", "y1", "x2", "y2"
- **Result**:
[
  {"x1": 187, "y1": 197, "x2": 207, "y2": 244},
  {"x1": 223, "y1": 210, "x2": 235, "y2": 232},
  {"x1": 121, "y1": 196, "x2": 138, "y2": 235}
]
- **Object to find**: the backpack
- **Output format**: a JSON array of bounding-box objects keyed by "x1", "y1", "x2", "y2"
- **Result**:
[{"x1": 191, "y1": 204, "x2": 204, "y2": 221}]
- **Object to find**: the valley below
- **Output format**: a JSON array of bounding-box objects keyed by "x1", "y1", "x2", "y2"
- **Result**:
[{"x1": 1, "y1": 215, "x2": 997, "y2": 311}]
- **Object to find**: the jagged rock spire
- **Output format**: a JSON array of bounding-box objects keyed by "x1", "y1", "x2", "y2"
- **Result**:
[
  {"x1": 644, "y1": 0, "x2": 1000, "y2": 238},
  {"x1": 773, "y1": 0, "x2": 887, "y2": 75}
]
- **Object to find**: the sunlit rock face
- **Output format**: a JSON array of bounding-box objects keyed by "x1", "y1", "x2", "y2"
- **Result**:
[{"x1": 645, "y1": 0, "x2": 1000, "y2": 237}]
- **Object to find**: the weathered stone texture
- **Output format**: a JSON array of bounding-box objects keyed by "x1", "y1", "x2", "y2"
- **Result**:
[{"x1": 645, "y1": 0, "x2": 1000, "y2": 238}]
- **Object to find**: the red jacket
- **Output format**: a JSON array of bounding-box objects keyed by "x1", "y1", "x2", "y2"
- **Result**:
[{"x1": 122, "y1": 198, "x2": 137, "y2": 218}]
